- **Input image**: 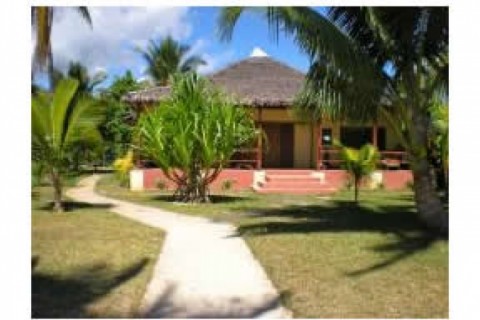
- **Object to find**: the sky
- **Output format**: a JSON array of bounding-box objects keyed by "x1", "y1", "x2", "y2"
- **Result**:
[{"x1": 34, "y1": 7, "x2": 326, "y2": 89}]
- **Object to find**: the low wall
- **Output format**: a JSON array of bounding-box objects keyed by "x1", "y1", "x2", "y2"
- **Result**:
[
  {"x1": 323, "y1": 169, "x2": 412, "y2": 190},
  {"x1": 142, "y1": 168, "x2": 254, "y2": 191},
  {"x1": 137, "y1": 168, "x2": 412, "y2": 192},
  {"x1": 381, "y1": 170, "x2": 413, "y2": 190}
]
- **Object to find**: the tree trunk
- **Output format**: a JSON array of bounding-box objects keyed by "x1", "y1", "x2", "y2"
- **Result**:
[
  {"x1": 354, "y1": 176, "x2": 359, "y2": 204},
  {"x1": 174, "y1": 168, "x2": 211, "y2": 203},
  {"x1": 51, "y1": 170, "x2": 64, "y2": 212},
  {"x1": 411, "y1": 156, "x2": 448, "y2": 233},
  {"x1": 410, "y1": 108, "x2": 448, "y2": 234}
]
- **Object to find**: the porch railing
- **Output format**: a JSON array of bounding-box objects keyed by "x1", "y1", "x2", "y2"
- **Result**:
[
  {"x1": 317, "y1": 148, "x2": 409, "y2": 170},
  {"x1": 227, "y1": 148, "x2": 260, "y2": 169}
]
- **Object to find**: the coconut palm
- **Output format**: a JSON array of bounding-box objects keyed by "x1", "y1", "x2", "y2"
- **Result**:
[
  {"x1": 53, "y1": 61, "x2": 107, "y2": 94},
  {"x1": 338, "y1": 143, "x2": 379, "y2": 203},
  {"x1": 429, "y1": 98, "x2": 448, "y2": 191},
  {"x1": 32, "y1": 79, "x2": 103, "y2": 212},
  {"x1": 137, "y1": 36, "x2": 207, "y2": 85},
  {"x1": 31, "y1": 7, "x2": 92, "y2": 86},
  {"x1": 135, "y1": 73, "x2": 257, "y2": 202},
  {"x1": 219, "y1": 7, "x2": 448, "y2": 233}
]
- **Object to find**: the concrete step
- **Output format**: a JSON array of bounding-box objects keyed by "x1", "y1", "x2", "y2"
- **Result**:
[{"x1": 255, "y1": 169, "x2": 337, "y2": 195}]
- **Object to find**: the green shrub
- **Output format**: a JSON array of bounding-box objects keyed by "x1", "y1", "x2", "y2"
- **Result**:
[
  {"x1": 135, "y1": 73, "x2": 257, "y2": 203},
  {"x1": 113, "y1": 150, "x2": 134, "y2": 187}
]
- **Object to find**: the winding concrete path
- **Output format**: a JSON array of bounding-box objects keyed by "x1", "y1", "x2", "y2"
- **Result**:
[{"x1": 67, "y1": 175, "x2": 291, "y2": 318}]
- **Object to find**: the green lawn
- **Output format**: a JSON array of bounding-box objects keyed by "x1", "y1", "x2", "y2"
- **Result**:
[
  {"x1": 97, "y1": 174, "x2": 448, "y2": 318},
  {"x1": 32, "y1": 185, "x2": 165, "y2": 318}
]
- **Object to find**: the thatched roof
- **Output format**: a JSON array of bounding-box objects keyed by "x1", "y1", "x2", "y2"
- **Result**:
[{"x1": 122, "y1": 56, "x2": 305, "y2": 107}]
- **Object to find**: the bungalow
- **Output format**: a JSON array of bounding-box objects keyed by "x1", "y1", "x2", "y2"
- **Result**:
[{"x1": 124, "y1": 49, "x2": 412, "y2": 193}]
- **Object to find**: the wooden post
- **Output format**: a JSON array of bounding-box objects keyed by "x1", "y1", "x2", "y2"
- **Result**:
[
  {"x1": 256, "y1": 108, "x2": 263, "y2": 169},
  {"x1": 372, "y1": 122, "x2": 378, "y2": 148},
  {"x1": 317, "y1": 121, "x2": 322, "y2": 169}
]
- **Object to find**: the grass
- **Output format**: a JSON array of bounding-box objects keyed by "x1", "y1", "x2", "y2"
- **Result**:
[
  {"x1": 32, "y1": 185, "x2": 165, "y2": 318},
  {"x1": 97, "y1": 174, "x2": 448, "y2": 318}
]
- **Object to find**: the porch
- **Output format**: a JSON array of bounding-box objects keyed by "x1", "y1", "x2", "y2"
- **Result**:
[{"x1": 228, "y1": 112, "x2": 409, "y2": 171}]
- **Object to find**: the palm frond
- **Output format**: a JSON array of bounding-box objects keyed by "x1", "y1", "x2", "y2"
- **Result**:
[
  {"x1": 180, "y1": 56, "x2": 207, "y2": 73},
  {"x1": 51, "y1": 79, "x2": 79, "y2": 148},
  {"x1": 219, "y1": 7, "x2": 369, "y2": 76},
  {"x1": 74, "y1": 7, "x2": 92, "y2": 27}
]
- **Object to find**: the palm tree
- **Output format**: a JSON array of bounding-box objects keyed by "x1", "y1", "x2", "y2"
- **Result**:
[
  {"x1": 53, "y1": 61, "x2": 107, "y2": 94},
  {"x1": 429, "y1": 98, "x2": 448, "y2": 192},
  {"x1": 137, "y1": 35, "x2": 207, "y2": 85},
  {"x1": 219, "y1": 7, "x2": 448, "y2": 233},
  {"x1": 338, "y1": 143, "x2": 379, "y2": 203},
  {"x1": 31, "y1": 7, "x2": 92, "y2": 87},
  {"x1": 32, "y1": 79, "x2": 103, "y2": 212}
]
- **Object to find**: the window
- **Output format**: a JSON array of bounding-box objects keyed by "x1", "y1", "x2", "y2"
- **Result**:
[
  {"x1": 377, "y1": 127, "x2": 386, "y2": 151},
  {"x1": 340, "y1": 127, "x2": 372, "y2": 148},
  {"x1": 321, "y1": 128, "x2": 332, "y2": 146}
]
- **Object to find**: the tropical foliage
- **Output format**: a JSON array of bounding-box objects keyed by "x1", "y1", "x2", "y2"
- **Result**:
[
  {"x1": 52, "y1": 61, "x2": 107, "y2": 94},
  {"x1": 31, "y1": 79, "x2": 104, "y2": 211},
  {"x1": 219, "y1": 7, "x2": 449, "y2": 233},
  {"x1": 113, "y1": 150, "x2": 134, "y2": 186},
  {"x1": 99, "y1": 71, "x2": 142, "y2": 161},
  {"x1": 338, "y1": 143, "x2": 379, "y2": 203},
  {"x1": 137, "y1": 35, "x2": 206, "y2": 85},
  {"x1": 47, "y1": 61, "x2": 108, "y2": 171},
  {"x1": 135, "y1": 73, "x2": 257, "y2": 202}
]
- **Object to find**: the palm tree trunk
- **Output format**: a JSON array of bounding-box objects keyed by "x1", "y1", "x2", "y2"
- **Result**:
[
  {"x1": 411, "y1": 157, "x2": 447, "y2": 231},
  {"x1": 354, "y1": 176, "x2": 359, "y2": 204},
  {"x1": 410, "y1": 108, "x2": 448, "y2": 233},
  {"x1": 48, "y1": 49, "x2": 55, "y2": 90},
  {"x1": 51, "y1": 170, "x2": 63, "y2": 212}
]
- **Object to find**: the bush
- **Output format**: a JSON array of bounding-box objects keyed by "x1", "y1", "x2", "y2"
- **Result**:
[
  {"x1": 135, "y1": 73, "x2": 257, "y2": 202},
  {"x1": 113, "y1": 150, "x2": 134, "y2": 187}
]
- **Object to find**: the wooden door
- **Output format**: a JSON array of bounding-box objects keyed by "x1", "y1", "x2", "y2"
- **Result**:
[
  {"x1": 263, "y1": 123, "x2": 294, "y2": 168},
  {"x1": 279, "y1": 124, "x2": 294, "y2": 167},
  {"x1": 263, "y1": 124, "x2": 281, "y2": 167}
]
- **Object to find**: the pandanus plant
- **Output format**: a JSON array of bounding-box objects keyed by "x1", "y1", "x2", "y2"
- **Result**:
[{"x1": 135, "y1": 73, "x2": 257, "y2": 203}]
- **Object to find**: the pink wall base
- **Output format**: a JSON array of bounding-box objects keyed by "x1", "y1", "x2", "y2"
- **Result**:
[
  {"x1": 143, "y1": 169, "x2": 254, "y2": 191},
  {"x1": 140, "y1": 168, "x2": 412, "y2": 192}
]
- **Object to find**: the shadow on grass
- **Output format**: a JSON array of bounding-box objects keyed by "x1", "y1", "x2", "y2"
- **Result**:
[
  {"x1": 151, "y1": 194, "x2": 249, "y2": 204},
  {"x1": 236, "y1": 200, "x2": 424, "y2": 235},
  {"x1": 37, "y1": 201, "x2": 113, "y2": 212},
  {"x1": 345, "y1": 232, "x2": 442, "y2": 277},
  {"x1": 235, "y1": 200, "x2": 447, "y2": 275},
  {"x1": 32, "y1": 256, "x2": 149, "y2": 318}
]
